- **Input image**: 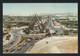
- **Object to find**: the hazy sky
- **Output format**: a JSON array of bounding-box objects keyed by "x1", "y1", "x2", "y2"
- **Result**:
[{"x1": 3, "y1": 3, "x2": 78, "y2": 16}]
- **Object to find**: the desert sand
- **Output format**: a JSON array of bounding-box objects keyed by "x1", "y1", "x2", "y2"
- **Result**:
[{"x1": 26, "y1": 35, "x2": 78, "y2": 53}]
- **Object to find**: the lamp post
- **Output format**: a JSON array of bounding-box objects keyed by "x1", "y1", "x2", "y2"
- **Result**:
[
  {"x1": 33, "y1": 34, "x2": 35, "y2": 44},
  {"x1": 61, "y1": 26, "x2": 64, "y2": 37}
]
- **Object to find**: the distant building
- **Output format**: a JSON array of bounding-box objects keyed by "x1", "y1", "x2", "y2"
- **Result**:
[{"x1": 59, "y1": 18, "x2": 68, "y2": 22}]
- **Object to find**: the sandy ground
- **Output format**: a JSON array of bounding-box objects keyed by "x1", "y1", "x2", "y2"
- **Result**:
[
  {"x1": 3, "y1": 35, "x2": 12, "y2": 46},
  {"x1": 26, "y1": 35, "x2": 78, "y2": 53},
  {"x1": 18, "y1": 30, "x2": 25, "y2": 34}
]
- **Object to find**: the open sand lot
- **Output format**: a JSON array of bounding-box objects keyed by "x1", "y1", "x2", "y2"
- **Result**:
[{"x1": 26, "y1": 35, "x2": 78, "y2": 53}]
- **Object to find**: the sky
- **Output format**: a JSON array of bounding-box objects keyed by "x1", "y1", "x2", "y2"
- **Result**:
[{"x1": 3, "y1": 3, "x2": 78, "y2": 16}]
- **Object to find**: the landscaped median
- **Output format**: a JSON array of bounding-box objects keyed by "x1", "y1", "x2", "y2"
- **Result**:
[{"x1": 21, "y1": 37, "x2": 32, "y2": 40}]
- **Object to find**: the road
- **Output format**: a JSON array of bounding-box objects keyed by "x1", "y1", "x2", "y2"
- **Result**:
[
  {"x1": 3, "y1": 17, "x2": 74, "y2": 53},
  {"x1": 3, "y1": 26, "x2": 45, "y2": 53},
  {"x1": 9, "y1": 40, "x2": 33, "y2": 53},
  {"x1": 47, "y1": 18, "x2": 63, "y2": 34},
  {"x1": 3, "y1": 17, "x2": 62, "y2": 53},
  {"x1": 47, "y1": 18, "x2": 76, "y2": 35},
  {"x1": 8, "y1": 36, "x2": 42, "y2": 53},
  {"x1": 3, "y1": 29, "x2": 21, "y2": 50},
  {"x1": 17, "y1": 18, "x2": 66, "y2": 53}
]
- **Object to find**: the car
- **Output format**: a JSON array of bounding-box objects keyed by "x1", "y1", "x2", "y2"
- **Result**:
[
  {"x1": 10, "y1": 42, "x2": 13, "y2": 44},
  {"x1": 52, "y1": 32, "x2": 56, "y2": 35},
  {"x1": 13, "y1": 41, "x2": 15, "y2": 42},
  {"x1": 10, "y1": 48, "x2": 15, "y2": 52},
  {"x1": 40, "y1": 37, "x2": 43, "y2": 39},
  {"x1": 3, "y1": 49, "x2": 9, "y2": 52},
  {"x1": 35, "y1": 38, "x2": 38, "y2": 40},
  {"x1": 20, "y1": 39, "x2": 24, "y2": 43},
  {"x1": 30, "y1": 38, "x2": 33, "y2": 40},
  {"x1": 27, "y1": 39, "x2": 31, "y2": 42},
  {"x1": 35, "y1": 40, "x2": 38, "y2": 42},
  {"x1": 23, "y1": 43, "x2": 26, "y2": 46},
  {"x1": 31, "y1": 41, "x2": 34, "y2": 43},
  {"x1": 17, "y1": 47, "x2": 22, "y2": 51},
  {"x1": 64, "y1": 34, "x2": 68, "y2": 35},
  {"x1": 46, "y1": 33, "x2": 51, "y2": 37},
  {"x1": 30, "y1": 42, "x2": 34, "y2": 45},
  {"x1": 18, "y1": 44, "x2": 21, "y2": 47},
  {"x1": 26, "y1": 40, "x2": 28, "y2": 42},
  {"x1": 5, "y1": 49, "x2": 9, "y2": 52}
]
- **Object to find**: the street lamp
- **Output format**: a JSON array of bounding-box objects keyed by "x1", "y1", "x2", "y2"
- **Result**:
[{"x1": 33, "y1": 34, "x2": 35, "y2": 44}]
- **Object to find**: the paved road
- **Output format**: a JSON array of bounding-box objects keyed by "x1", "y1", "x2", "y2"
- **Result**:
[
  {"x1": 3, "y1": 29, "x2": 21, "y2": 50},
  {"x1": 3, "y1": 26, "x2": 46, "y2": 53},
  {"x1": 3, "y1": 17, "x2": 71, "y2": 53},
  {"x1": 3, "y1": 27, "x2": 28, "y2": 50},
  {"x1": 4, "y1": 17, "x2": 62, "y2": 52},
  {"x1": 8, "y1": 37, "x2": 42, "y2": 53},
  {"x1": 9, "y1": 41, "x2": 32, "y2": 53},
  {"x1": 47, "y1": 18, "x2": 63, "y2": 34}
]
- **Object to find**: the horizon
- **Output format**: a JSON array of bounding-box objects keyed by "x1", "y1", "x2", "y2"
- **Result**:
[
  {"x1": 3, "y1": 13, "x2": 77, "y2": 17},
  {"x1": 3, "y1": 3, "x2": 78, "y2": 16}
]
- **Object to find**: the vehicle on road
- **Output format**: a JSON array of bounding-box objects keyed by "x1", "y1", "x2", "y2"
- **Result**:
[
  {"x1": 30, "y1": 38, "x2": 33, "y2": 40},
  {"x1": 18, "y1": 44, "x2": 22, "y2": 47},
  {"x1": 17, "y1": 47, "x2": 22, "y2": 51},
  {"x1": 26, "y1": 40, "x2": 28, "y2": 42},
  {"x1": 45, "y1": 33, "x2": 51, "y2": 37},
  {"x1": 10, "y1": 48, "x2": 15, "y2": 52},
  {"x1": 35, "y1": 37, "x2": 39, "y2": 40},
  {"x1": 23, "y1": 43, "x2": 26, "y2": 46},
  {"x1": 35, "y1": 40, "x2": 38, "y2": 42},
  {"x1": 40, "y1": 37, "x2": 43, "y2": 40},
  {"x1": 30, "y1": 43, "x2": 34, "y2": 45},
  {"x1": 13, "y1": 41, "x2": 15, "y2": 42},
  {"x1": 10, "y1": 42, "x2": 13, "y2": 44},
  {"x1": 5, "y1": 49, "x2": 9, "y2": 52},
  {"x1": 27, "y1": 39, "x2": 31, "y2": 42},
  {"x1": 3, "y1": 49, "x2": 9, "y2": 53},
  {"x1": 52, "y1": 32, "x2": 56, "y2": 35},
  {"x1": 20, "y1": 39, "x2": 24, "y2": 43},
  {"x1": 10, "y1": 41, "x2": 15, "y2": 44},
  {"x1": 64, "y1": 34, "x2": 68, "y2": 35},
  {"x1": 30, "y1": 42, "x2": 34, "y2": 45}
]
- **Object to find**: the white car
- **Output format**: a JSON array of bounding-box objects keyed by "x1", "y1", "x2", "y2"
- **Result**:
[
  {"x1": 17, "y1": 47, "x2": 22, "y2": 51},
  {"x1": 27, "y1": 39, "x2": 31, "y2": 42},
  {"x1": 23, "y1": 43, "x2": 26, "y2": 46}
]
